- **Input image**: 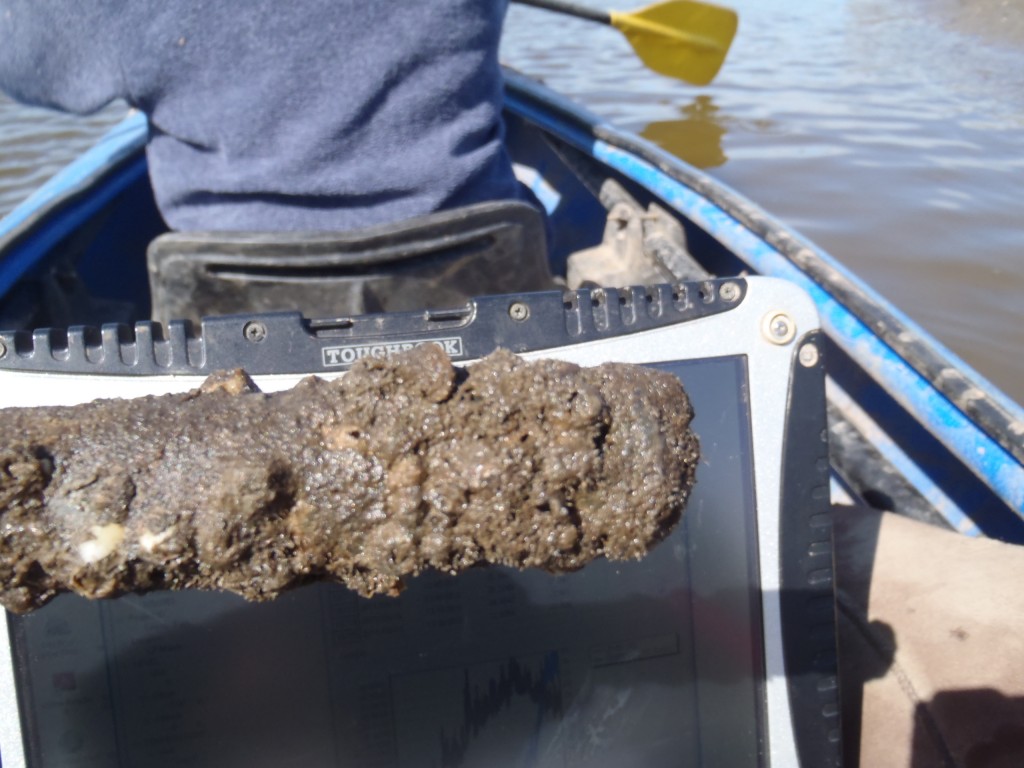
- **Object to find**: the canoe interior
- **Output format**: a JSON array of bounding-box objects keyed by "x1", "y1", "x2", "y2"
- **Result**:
[{"x1": 0, "y1": 78, "x2": 1021, "y2": 543}]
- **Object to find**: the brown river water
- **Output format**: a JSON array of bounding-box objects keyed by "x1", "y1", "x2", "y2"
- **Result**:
[{"x1": 1, "y1": 0, "x2": 1022, "y2": 402}]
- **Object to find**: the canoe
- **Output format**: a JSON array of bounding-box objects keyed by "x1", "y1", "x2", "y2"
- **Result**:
[
  {"x1": 2, "y1": 69, "x2": 1020, "y2": 537},
  {"x1": 0, "y1": 68, "x2": 1022, "y2": 768}
]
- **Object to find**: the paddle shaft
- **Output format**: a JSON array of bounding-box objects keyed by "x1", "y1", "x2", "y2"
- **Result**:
[{"x1": 513, "y1": 0, "x2": 612, "y2": 26}]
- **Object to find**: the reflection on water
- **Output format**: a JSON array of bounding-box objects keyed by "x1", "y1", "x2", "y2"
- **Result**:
[
  {"x1": 641, "y1": 96, "x2": 728, "y2": 169},
  {"x1": 0, "y1": 0, "x2": 1022, "y2": 401}
]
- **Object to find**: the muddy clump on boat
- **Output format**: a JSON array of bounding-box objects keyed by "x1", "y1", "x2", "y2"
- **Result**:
[{"x1": 0, "y1": 345, "x2": 698, "y2": 613}]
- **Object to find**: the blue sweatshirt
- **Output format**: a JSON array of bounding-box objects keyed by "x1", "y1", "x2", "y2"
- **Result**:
[{"x1": 0, "y1": 0, "x2": 524, "y2": 231}]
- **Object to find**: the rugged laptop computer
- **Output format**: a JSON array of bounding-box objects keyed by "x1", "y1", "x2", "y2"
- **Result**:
[{"x1": 0, "y1": 276, "x2": 840, "y2": 767}]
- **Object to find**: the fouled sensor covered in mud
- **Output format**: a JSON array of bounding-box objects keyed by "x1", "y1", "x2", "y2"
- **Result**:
[{"x1": 0, "y1": 345, "x2": 698, "y2": 613}]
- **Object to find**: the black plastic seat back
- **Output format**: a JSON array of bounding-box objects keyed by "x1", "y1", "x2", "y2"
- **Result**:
[{"x1": 147, "y1": 201, "x2": 552, "y2": 325}]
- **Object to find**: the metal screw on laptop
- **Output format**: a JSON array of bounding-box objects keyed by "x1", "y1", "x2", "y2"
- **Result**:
[
  {"x1": 719, "y1": 281, "x2": 740, "y2": 302},
  {"x1": 762, "y1": 311, "x2": 796, "y2": 345},
  {"x1": 799, "y1": 343, "x2": 820, "y2": 367},
  {"x1": 509, "y1": 302, "x2": 531, "y2": 322},
  {"x1": 243, "y1": 321, "x2": 268, "y2": 343}
]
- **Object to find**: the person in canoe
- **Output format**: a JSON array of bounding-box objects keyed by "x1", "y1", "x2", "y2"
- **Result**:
[{"x1": 0, "y1": 0, "x2": 534, "y2": 233}]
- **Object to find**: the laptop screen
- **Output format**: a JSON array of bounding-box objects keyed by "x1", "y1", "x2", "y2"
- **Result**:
[{"x1": 7, "y1": 356, "x2": 766, "y2": 768}]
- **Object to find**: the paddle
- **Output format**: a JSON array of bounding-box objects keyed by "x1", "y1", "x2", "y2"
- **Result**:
[{"x1": 512, "y1": 0, "x2": 738, "y2": 86}]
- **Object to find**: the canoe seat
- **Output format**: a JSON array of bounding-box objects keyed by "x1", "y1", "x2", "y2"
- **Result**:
[{"x1": 146, "y1": 200, "x2": 552, "y2": 326}]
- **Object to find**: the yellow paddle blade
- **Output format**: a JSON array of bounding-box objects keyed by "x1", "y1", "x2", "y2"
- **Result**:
[{"x1": 609, "y1": 0, "x2": 738, "y2": 86}]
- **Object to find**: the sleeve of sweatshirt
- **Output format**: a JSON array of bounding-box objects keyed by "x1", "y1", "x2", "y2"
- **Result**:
[{"x1": 0, "y1": 0, "x2": 125, "y2": 114}]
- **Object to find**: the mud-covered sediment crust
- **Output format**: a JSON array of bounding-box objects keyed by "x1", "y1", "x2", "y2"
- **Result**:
[{"x1": 0, "y1": 345, "x2": 699, "y2": 613}]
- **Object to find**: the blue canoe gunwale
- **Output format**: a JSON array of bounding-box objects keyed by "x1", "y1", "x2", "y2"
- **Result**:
[
  {"x1": 0, "y1": 70, "x2": 1021, "y2": 536},
  {"x1": 499, "y1": 69, "x2": 1023, "y2": 533}
]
